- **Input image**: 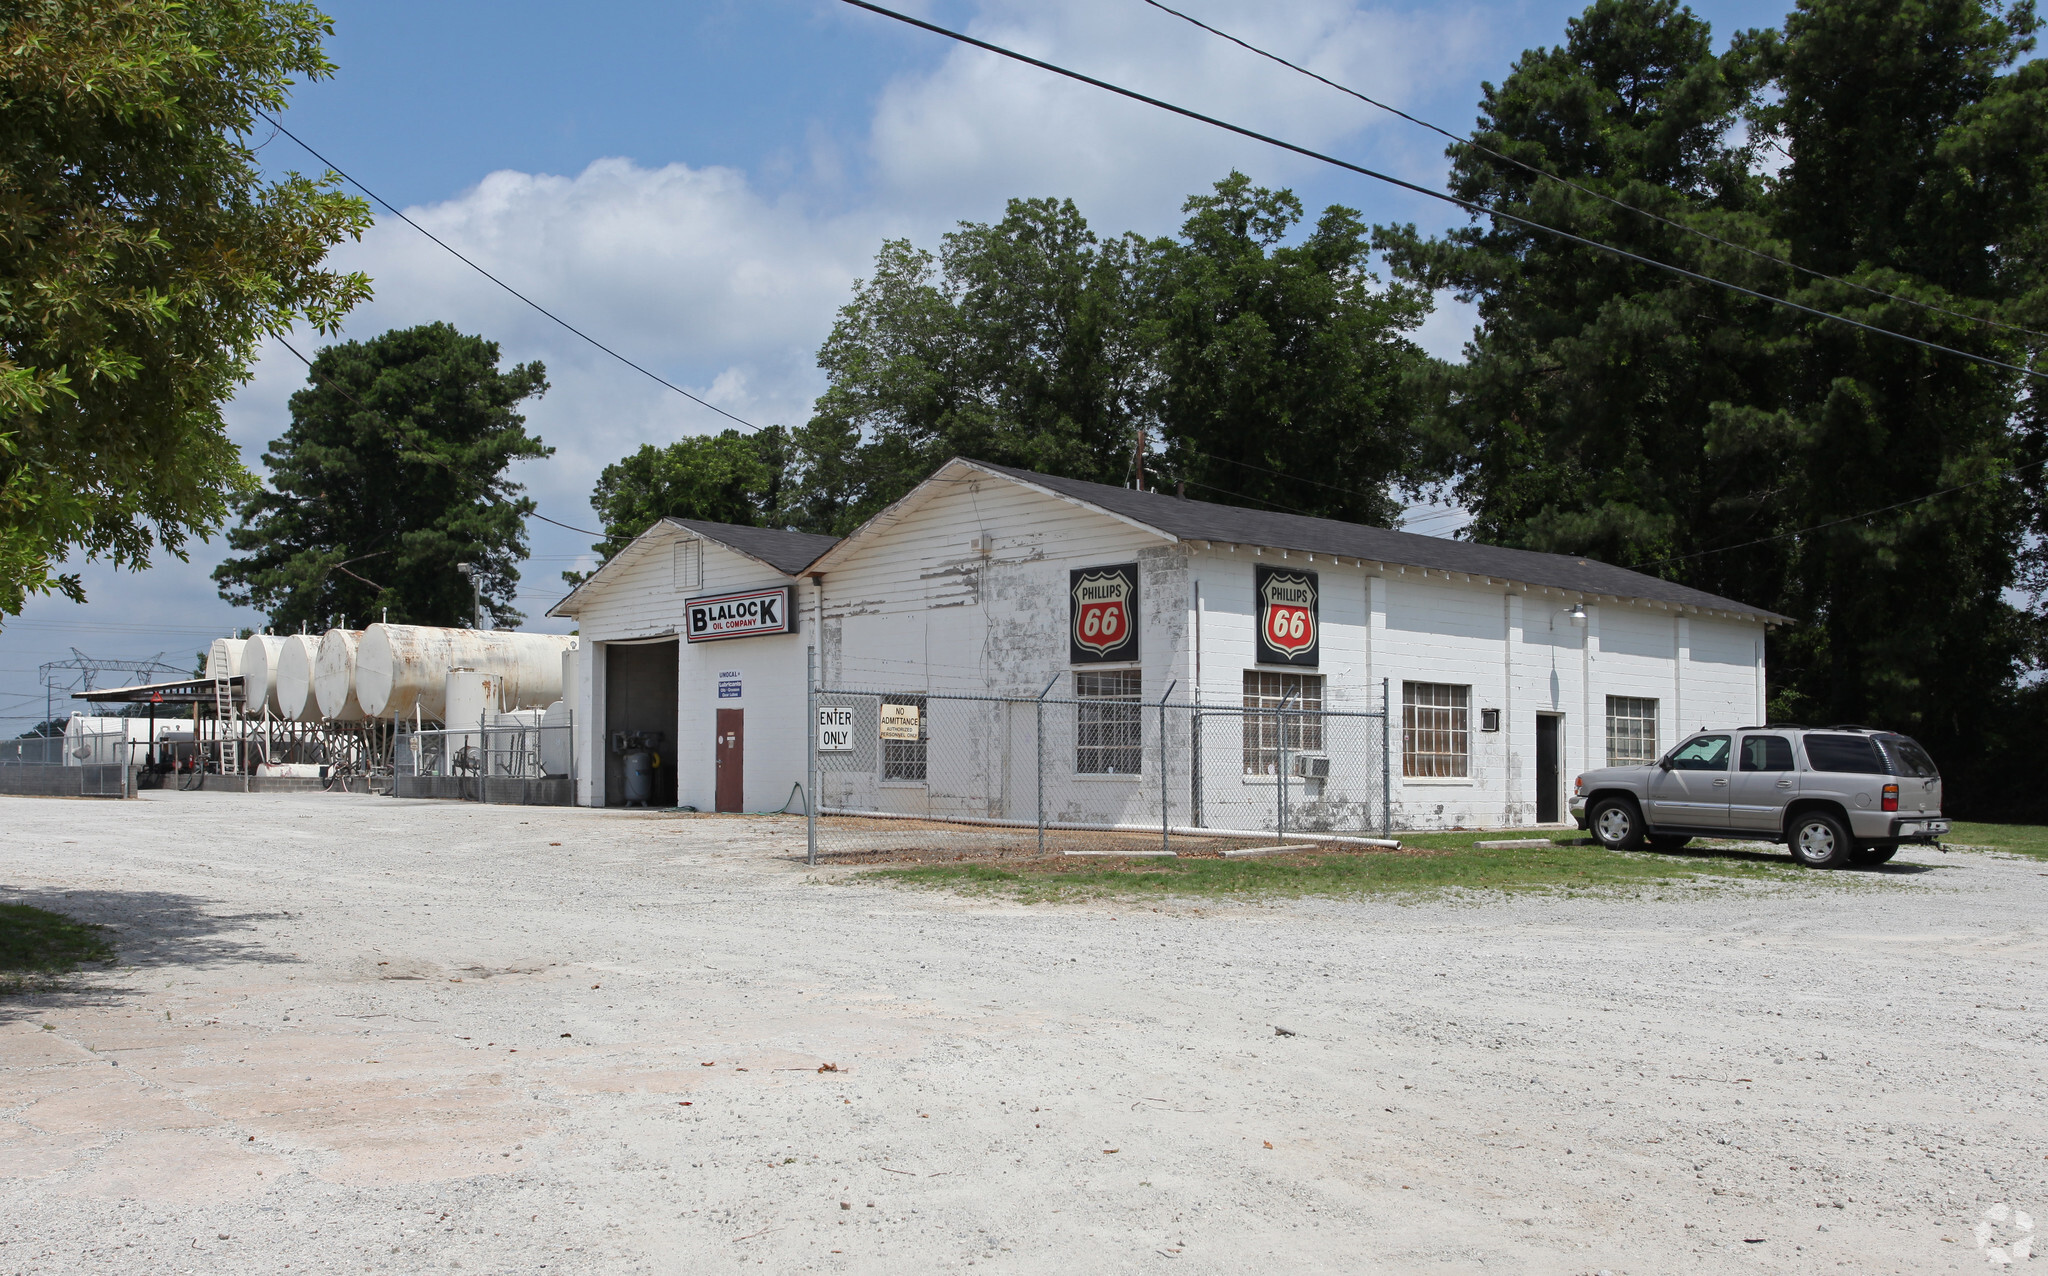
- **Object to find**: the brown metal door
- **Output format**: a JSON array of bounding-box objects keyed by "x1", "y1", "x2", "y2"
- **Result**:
[{"x1": 715, "y1": 709, "x2": 744, "y2": 812}]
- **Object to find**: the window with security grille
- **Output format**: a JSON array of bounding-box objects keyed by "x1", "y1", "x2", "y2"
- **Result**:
[
  {"x1": 1241, "y1": 671, "x2": 1324, "y2": 775},
  {"x1": 1402, "y1": 681, "x2": 1469, "y2": 778},
  {"x1": 1605, "y1": 696, "x2": 1659, "y2": 766},
  {"x1": 881, "y1": 695, "x2": 927, "y2": 782},
  {"x1": 1075, "y1": 669, "x2": 1142, "y2": 774}
]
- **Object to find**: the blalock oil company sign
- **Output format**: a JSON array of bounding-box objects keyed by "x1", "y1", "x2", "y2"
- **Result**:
[
  {"x1": 686, "y1": 585, "x2": 795, "y2": 642},
  {"x1": 1255, "y1": 564, "x2": 1318, "y2": 666},
  {"x1": 1069, "y1": 563, "x2": 1139, "y2": 663}
]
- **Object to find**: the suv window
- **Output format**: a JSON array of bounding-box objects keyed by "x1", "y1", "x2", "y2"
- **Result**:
[
  {"x1": 1876, "y1": 734, "x2": 1940, "y2": 778},
  {"x1": 1667, "y1": 735, "x2": 1731, "y2": 771},
  {"x1": 1739, "y1": 735, "x2": 1795, "y2": 772},
  {"x1": 1802, "y1": 733, "x2": 1886, "y2": 774}
]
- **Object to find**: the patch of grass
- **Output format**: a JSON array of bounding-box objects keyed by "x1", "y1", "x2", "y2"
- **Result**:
[
  {"x1": 855, "y1": 831, "x2": 1832, "y2": 903},
  {"x1": 0, "y1": 903, "x2": 114, "y2": 990},
  {"x1": 1946, "y1": 822, "x2": 2048, "y2": 860}
]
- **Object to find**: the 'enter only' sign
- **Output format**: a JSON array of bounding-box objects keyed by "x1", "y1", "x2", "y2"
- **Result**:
[{"x1": 816, "y1": 706, "x2": 854, "y2": 753}]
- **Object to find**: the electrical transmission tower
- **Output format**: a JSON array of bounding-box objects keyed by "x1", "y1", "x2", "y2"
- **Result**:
[{"x1": 37, "y1": 649, "x2": 188, "y2": 730}]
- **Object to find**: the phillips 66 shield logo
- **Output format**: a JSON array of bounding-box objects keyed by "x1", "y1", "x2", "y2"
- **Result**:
[
  {"x1": 1070, "y1": 564, "x2": 1139, "y2": 663},
  {"x1": 1256, "y1": 564, "x2": 1319, "y2": 666}
]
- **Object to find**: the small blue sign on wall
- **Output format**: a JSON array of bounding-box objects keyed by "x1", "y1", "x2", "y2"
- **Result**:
[{"x1": 717, "y1": 671, "x2": 742, "y2": 699}]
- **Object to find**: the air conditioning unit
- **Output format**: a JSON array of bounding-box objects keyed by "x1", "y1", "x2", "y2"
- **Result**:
[{"x1": 1292, "y1": 753, "x2": 1330, "y2": 779}]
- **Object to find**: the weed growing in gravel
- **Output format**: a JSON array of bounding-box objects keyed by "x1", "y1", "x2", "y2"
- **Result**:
[
  {"x1": 853, "y1": 832, "x2": 1861, "y2": 903},
  {"x1": 0, "y1": 903, "x2": 114, "y2": 993}
]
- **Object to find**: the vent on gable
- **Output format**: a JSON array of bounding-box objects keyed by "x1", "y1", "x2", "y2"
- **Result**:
[{"x1": 673, "y1": 538, "x2": 701, "y2": 591}]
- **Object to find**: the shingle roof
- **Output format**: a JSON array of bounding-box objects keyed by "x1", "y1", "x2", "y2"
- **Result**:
[
  {"x1": 971, "y1": 461, "x2": 1793, "y2": 623},
  {"x1": 665, "y1": 518, "x2": 839, "y2": 576}
]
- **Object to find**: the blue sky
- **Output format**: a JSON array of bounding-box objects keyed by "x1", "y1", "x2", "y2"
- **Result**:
[{"x1": 1, "y1": 0, "x2": 1801, "y2": 726}]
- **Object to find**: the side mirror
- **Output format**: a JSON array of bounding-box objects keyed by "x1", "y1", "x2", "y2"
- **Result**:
[{"x1": 1658, "y1": 757, "x2": 1674, "y2": 771}]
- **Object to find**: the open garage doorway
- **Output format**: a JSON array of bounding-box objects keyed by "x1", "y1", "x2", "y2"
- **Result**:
[{"x1": 604, "y1": 639, "x2": 678, "y2": 808}]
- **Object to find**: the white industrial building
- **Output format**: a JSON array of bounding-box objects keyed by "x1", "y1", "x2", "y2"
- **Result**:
[{"x1": 551, "y1": 458, "x2": 1787, "y2": 828}]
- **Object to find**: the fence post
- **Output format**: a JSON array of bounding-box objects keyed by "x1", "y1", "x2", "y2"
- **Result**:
[
  {"x1": 1158, "y1": 681, "x2": 1176, "y2": 854},
  {"x1": 1278, "y1": 688, "x2": 1294, "y2": 844},
  {"x1": 1036, "y1": 673, "x2": 1058, "y2": 856},
  {"x1": 806, "y1": 647, "x2": 818, "y2": 868},
  {"x1": 1382, "y1": 677, "x2": 1392, "y2": 838}
]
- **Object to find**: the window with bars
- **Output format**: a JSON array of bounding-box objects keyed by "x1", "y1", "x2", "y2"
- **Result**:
[
  {"x1": 1402, "y1": 681, "x2": 1469, "y2": 778},
  {"x1": 1605, "y1": 696, "x2": 1659, "y2": 766},
  {"x1": 1075, "y1": 669, "x2": 1143, "y2": 775},
  {"x1": 881, "y1": 694, "x2": 927, "y2": 782},
  {"x1": 1241, "y1": 671, "x2": 1324, "y2": 776}
]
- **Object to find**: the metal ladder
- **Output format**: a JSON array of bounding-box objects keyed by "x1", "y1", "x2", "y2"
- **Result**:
[{"x1": 212, "y1": 678, "x2": 239, "y2": 775}]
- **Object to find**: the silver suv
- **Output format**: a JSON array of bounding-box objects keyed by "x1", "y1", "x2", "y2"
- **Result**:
[{"x1": 1567, "y1": 726, "x2": 1948, "y2": 868}]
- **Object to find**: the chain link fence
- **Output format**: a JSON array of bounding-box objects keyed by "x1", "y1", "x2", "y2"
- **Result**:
[
  {"x1": 0, "y1": 727, "x2": 131, "y2": 798},
  {"x1": 397, "y1": 716, "x2": 574, "y2": 805},
  {"x1": 805, "y1": 682, "x2": 1389, "y2": 863}
]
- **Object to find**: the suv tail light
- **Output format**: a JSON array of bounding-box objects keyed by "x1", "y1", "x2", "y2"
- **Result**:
[
  {"x1": 1882, "y1": 783, "x2": 1899, "y2": 812},
  {"x1": 1574, "y1": 775, "x2": 1585, "y2": 796}
]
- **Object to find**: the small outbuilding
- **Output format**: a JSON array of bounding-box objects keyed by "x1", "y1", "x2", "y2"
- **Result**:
[{"x1": 551, "y1": 458, "x2": 1788, "y2": 828}]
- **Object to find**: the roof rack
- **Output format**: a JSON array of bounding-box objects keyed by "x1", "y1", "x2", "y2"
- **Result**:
[{"x1": 1822, "y1": 724, "x2": 1879, "y2": 731}]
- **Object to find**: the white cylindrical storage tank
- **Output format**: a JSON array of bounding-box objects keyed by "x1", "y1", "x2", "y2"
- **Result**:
[
  {"x1": 273, "y1": 634, "x2": 321, "y2": 720},
  {"x1": 539, "y1": 699, "x2": 573, "y2": 777},
  {"x1": 442, "y1": 668, "x2": 498, "y2": 732},
  {"x1": 357, "y1": 625, "x2": 575, "y2": 721},
  {"x1": 203, "y1": 636, "x2": 243, "y2": 680},
  {"x1": 239, "y1": 634, "x2": 286, "y2": 716},
  {"x1": 313, "y1": 629, "x2": 365, "y2": 722}
]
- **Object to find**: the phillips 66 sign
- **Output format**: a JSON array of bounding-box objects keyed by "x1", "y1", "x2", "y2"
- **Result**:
[
  {"x1": 1069, "y1": 563, "x2": 1139, "y2": 663},
  {"x1": 1255, "y1": 564, "x2": 1319, "y2": 666}
]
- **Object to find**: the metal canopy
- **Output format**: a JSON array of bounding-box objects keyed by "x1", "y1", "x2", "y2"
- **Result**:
[{"x1": 73, "y1": 676, "x2": 246, "y2": 706}]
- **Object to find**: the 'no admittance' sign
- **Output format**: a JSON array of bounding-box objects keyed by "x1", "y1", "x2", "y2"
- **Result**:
[
  {"x1": 686, "y1": 585, "x2": 795, "y2": 643},
  {"x1": 1255, "y1": 564, "x2": 1319, "y2": 666},
  {"x1": 1069, "y1": 563, "x2": 1139, "y2": 664}
]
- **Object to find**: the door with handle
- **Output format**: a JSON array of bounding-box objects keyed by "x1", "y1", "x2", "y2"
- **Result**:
[
  {"x1": 1647, "y1": 733, "x2": 1733, "y2": 829},
  {"x1": 715, "y1": 708, "x2": 744, "y2": 813},
  {"x1": 1729, "y1": 733, "x2": 1797, "y2": 832}
]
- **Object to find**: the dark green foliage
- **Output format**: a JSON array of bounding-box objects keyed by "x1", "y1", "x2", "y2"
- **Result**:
[
  {"x1": 1151, "y1": 175, "x2": 1431, "y2": 525},
  {"x1": 213, "y1": 323, "x2": 551, "y2": 630},
  {"x1": 790, "y1": 197, "x2": 1156, "y2": 535},
  {"x1": 0, "y1": 0, "x2": 372, "y2": 620},
  {"x1": 569, "y1": 427, "x2": 789, "y2": 584},
  {"x1": 590, "y1": 178, "x2": 1434, "y2": 556},
  {"x1": 1381, "y1": 0, "x2": 2048, "y2": 816}
]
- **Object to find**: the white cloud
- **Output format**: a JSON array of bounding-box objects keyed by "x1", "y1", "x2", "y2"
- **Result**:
[{"x1": 6, "y1": 0, "x2": 1503, "y2": 693}]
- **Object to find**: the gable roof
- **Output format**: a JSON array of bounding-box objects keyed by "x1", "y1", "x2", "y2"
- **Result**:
[
  {"x1": 547, "y1": 517, "x2": 839, "y2": 618},
  {"x1": 665, "y1": 518, "x2": 839, "y2": 576},
  {"x1": 814, "y1": 458, "x2": 1793, "y2": 624}
]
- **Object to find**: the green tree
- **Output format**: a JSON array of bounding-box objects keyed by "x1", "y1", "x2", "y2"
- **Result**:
[
  {"x1": 1150, "y1": 174, "x2": 1433, "y2": 525},
  {"x1": 570, "y1": 427, "x2": 788, "y2": 583},
  {"x1": 213, "y1": 323, "x2": 551, "y2": 630},
  {"x1": 0, "y1": 0, "x2": 372, "y2": 619},
  {"x1": 1381, "y1": 0, "x2": 2048, "y2": 812},
  {"x1": 790, "y1": 197, "x2": 1154, "y2": 534}
]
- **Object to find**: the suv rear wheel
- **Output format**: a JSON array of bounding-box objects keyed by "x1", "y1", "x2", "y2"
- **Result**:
[
  {"x1": 1788, "y1": 811, "x2": 1854, "y2": 869},
  {"x1": 1590, "y1": 797, "x2": 1645, "y2": 850}
]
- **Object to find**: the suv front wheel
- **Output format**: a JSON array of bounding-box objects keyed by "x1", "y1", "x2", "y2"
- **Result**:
[
  {"x1": 1788, "y1": 811, "x2": 1854, "y2": 869},
  {"x1": 1589, "y1": 796, "x2": 1646, "y2": 850}
]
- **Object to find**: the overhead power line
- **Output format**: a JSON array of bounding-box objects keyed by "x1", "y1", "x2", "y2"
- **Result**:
[
  {"x1": 1137, "y1": 0, "x2": 2046, "y2": 344},
  {"x1": 256, "y1": 111, "x2": 770, "y2": 434},
  {"x1": 836, "y1": 0, "x2": 2045, "y2": 384}
]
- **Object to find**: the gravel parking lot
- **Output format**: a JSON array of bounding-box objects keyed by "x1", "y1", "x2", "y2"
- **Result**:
[{"x1": 1, "y1": 791, "x2": 2043, "y2": 1274}]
